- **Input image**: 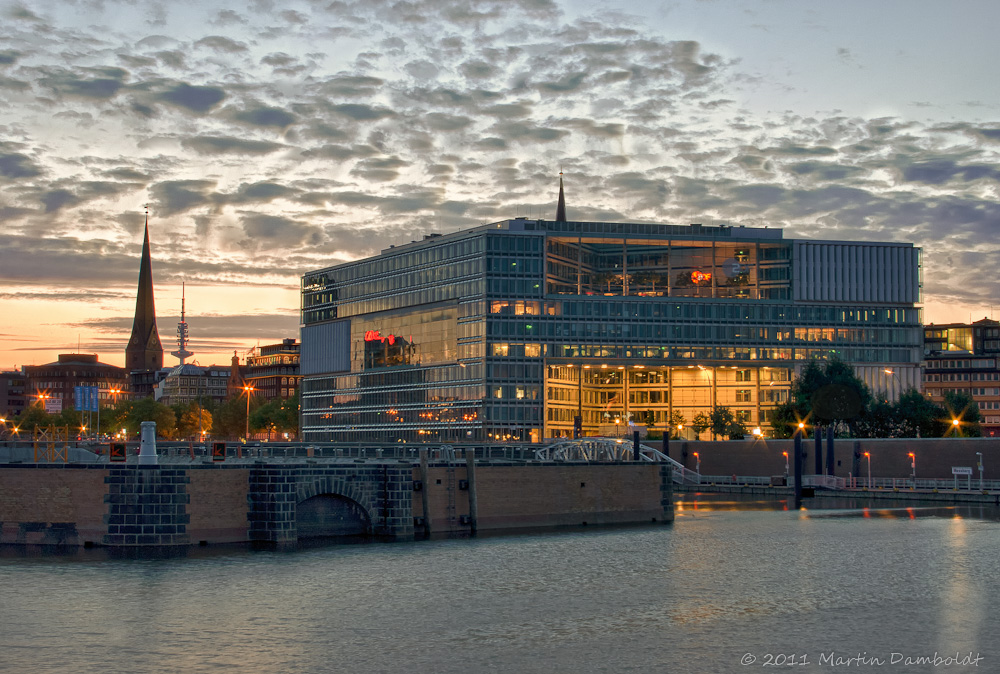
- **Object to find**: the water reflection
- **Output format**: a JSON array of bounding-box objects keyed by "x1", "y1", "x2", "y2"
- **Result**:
[{"x1": 676, "y1": 491, "x2": 1000, "y2": 521}]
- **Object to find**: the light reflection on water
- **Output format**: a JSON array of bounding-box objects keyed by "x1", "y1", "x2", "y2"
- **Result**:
[{"x1": 3, "y1": 497, "x2": 998, "y2": 674}]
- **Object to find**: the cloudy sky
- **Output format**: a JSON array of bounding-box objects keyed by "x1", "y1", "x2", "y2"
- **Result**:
[{"x1": 2, "y1": 0, "x2": 999, "y2": 370}]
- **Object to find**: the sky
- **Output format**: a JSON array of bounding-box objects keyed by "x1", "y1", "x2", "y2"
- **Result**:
[{"x1": 2, "y1": 0, "x2": 999, "y2": 371}]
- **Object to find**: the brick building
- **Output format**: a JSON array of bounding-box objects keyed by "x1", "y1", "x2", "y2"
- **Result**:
[{"x1": 923, "y1": 318, "x2": 1000, "y2": 436}]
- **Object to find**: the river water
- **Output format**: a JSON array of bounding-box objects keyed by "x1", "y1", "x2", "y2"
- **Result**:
[{"x1": 2, "y1": 495, "x2": 997, "y2": 673}]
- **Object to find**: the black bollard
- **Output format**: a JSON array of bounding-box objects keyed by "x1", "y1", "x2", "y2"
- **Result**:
[
  {"x1": 663, "y1": 433, "x2": 670, "y2": 460},
  {"x1": 633, "y1": 430, "x2": 641, "y2": 461},
  {"x1": 814, "y1": 426, "x2": 823, "y2": 475},
  {"x1": 794, "y1": 433, "x2": 803, "y2": 509},
  {"x1": 826, "y1": 425, "x2": 835, "y2": 476}
]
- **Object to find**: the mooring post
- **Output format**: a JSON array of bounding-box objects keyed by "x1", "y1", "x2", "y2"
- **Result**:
[
  {"x1": 419, "y1": 449, "x2": 431, "y2": 537},
  {"x1": 826, "y1": 425, "x2": 835, "y2": 476},
  {"x1": 794, "y1": 433, "x2": 803, "y2": 509},
  {"x1": 633, "y1": 430, "x2": 641, "y2": 461},
  {"x1": 138, "y1": 421, "x2": 158, "y2": 467},
  {"x1": 814, "y1": 426, "x2": 822, "y2": 475},
  {"x1": 465, "y1": 448, "x2": 478, "y2": 534}
]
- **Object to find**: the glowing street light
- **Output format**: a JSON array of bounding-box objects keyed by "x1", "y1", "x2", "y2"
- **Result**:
[
  {"x1": 864, "y1": 451, "x2": 872, "y2": 489},
  {"x1": 908, "y1": 452, "x2": 916, "y2": 488},
  {"x1": 782, "y1": 451, "x2": 789, "y2": 477},
  {"x1": 676, "y1": 423, "x2": 684, "y2": 440},
  {"x1": 243, "y1": 384, "x2": 255, "y2": 442},
  {"x1": 693, "y1": 451, "x2": 701, "y2": 474}
]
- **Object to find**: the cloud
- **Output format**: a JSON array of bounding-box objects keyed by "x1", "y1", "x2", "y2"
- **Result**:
[
  {"x1": 0, "y1": 151, "x2": 42, "y2": 179},
  {"x1": 149, "y1": 180, "x2": 217, "y2": 216},
  {"x1": 241, "y1": 213, "x2": 323, "y2": 246},
  {"x1": 230, "y1": 105, "x2": 297, "y2": 128},
  {"x1": 181, "y1": 136, "x2": 286, "y2": 155},
  {"x1": 194, "y1": 36, "x2": 249, "y2": 53},
  {"x1": 154, "y1": 82, "x2": 227, "y2": 112},
  {"x1": 327, "y1": 103, "x2": 397, "y2": 121}
]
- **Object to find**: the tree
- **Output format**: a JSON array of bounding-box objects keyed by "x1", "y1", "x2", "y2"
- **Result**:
[
  {"x1": 767, "y1": 400, "x2": 799, "y2": 439},
  {"x1": 668, "y1": 411, "x2": 686, "y2": 439},
  {"x1": 893, "y1": 388, "x2": 942, "y2": 438},
  {"x1": 125, "y1": 397, "x2": 177, "y2": 439},
  {"x1": 14, "y1": 405, "x2": 54, "y2": 433},
  {"x1": 787, "y1": 357, "x2": 873, "y2": 435},
  {"x1": 940, "y1": 391, "x2": 982, "y2": 437},
  {"x1": 691, "y1": 412, "x2": 710, "y2": 440},
  {"x1": 855, "y1": 395, "x2": 899, "y2": 438},
  {"x1": 214, "y1": 396, "x2": 249, "y2": 439},
  {"x1": 634, "y1": 271, "x2": 664, "y2": 295},
  {"x1": 709, "y1": 406, "x2": 748, "y2": 440},
  {"x1": 176, "y1": 402, "x2": 213, "y2": 440}
]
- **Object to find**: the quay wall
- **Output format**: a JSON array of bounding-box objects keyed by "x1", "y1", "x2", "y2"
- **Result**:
[
  {"x1": 414, "y1": 463, "x2": 670, "y2": 535},
  {"x1": 657, "y1": 437, "x2": 1000, "y2": 480},
  {"x1": 0, "y1": 461, "x2": 672, "y2": 547}
]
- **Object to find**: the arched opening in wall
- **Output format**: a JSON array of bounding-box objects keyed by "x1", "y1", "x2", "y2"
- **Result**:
[{"x1": 296, "y1": 494, "x2": 372, "y2": 540}]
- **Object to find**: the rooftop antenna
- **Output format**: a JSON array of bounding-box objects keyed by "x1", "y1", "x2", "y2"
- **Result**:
[{"x1": 170, "y1": 282, "x2": 194, "y2": 365}]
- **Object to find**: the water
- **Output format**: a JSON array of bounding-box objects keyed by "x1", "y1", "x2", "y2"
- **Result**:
[{"x1": 2, "y1": 496, "x2": 997, "y2": 673}]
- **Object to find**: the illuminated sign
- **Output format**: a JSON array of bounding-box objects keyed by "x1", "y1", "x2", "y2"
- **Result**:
[
  {"x1": 364, "y1": 330, "x2": 396, "y2": 345},
  {"x1": 690, "y1": 270, "x2": 712, "y2": 284}
]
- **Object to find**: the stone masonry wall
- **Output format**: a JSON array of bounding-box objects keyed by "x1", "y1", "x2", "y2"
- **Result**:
[
  {"x1": 0, "y1": 466, "x2": 107, "y2": 546},
  {"x1": 103, "y1": 467, "x2": 190, "y2": 546}
]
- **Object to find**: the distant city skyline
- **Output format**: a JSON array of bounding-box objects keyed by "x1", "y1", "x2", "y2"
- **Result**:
[{"x1": 2, "y1": 0, "x2": 999, "y2": 370}]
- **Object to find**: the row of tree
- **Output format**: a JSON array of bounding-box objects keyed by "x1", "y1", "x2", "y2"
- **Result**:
[
  {"x1": 645, "y1": 358, "x2": 983, "y2": 441},
  {"x1": 768, "y1": 359, "x2": 982, "y2": 438},
  {"x1": 8, "y1": 393, "x2": 300, "y2": 441}
]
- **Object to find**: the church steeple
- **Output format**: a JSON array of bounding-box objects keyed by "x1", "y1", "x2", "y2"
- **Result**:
[
  {"x1": 125, "y1": 207, "x2": 163, "y2": 373},
  {"x1": 555, "y1": 172, "x2": 567, "y2": 222}
]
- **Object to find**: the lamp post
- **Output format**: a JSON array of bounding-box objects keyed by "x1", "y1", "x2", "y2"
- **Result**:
[
  {"x1": 693, "y1": 451, "x2": 700, "y2": 474},
  {"x1": 243, "y1": 384, "x2": 255, "y2": 442},
  {"x1": 977, "y1": 451, "x2": 984, "y2": 491},
  {"x1": 883, "y1": 368, "x2": 901, "y2": 401},
  {"x1": 676, "y1": 423, "x2": 683, "y2": 440},
  {"x1": 908, "y1": 452, "x2": 916, "y2": 489},
  {"x1": 106, "y1": 387, "x2": 123, "y2": 440},
  {"x1": 864, "y1": 451, "x2": 871, "y2": 489},
  {"x1": 952, "y1": 418, "x2": 961, "y2": 437},
  {"x1": 782, "y1": 451, "x2": 789, "y2": 478}
]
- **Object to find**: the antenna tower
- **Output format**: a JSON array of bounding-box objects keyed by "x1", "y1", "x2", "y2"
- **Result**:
[{"x1": 170, "y1": 282, "x2": 194, "y2": 364}]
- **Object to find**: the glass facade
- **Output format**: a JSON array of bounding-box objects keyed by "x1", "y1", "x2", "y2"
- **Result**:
[{"x1": 301, "y1": 219, "x2": 922, "y2": 443}]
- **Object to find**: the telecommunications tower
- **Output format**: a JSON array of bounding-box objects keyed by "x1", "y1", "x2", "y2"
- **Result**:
[{"x1": 170, "y1": 282, "x2": 194, "y2": 365}]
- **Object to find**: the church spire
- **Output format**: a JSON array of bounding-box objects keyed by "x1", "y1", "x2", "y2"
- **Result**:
[
  {"x1": 555, "y1": 172, "x2": 567, "y2": 222},
  {"x1": 125, "y1": 206, "x2": 163, "y2": 373}
]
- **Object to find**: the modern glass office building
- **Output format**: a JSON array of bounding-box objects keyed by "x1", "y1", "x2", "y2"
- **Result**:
[{"x1": 300, "y1": 214, "x2": 922, "y2": 443}]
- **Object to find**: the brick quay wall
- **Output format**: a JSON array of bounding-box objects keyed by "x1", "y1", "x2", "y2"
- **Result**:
[{"x1": 0, "y1": 460, "x2": 672, "y2": 548}]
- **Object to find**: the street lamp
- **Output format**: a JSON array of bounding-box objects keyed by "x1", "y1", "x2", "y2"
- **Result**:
[
  {"x1": 908, "y1": 452, "x2": 916, "y2": 489},
  {"x1": 782, "y1": 451, "x2": 789, "y2": 477},
  {"x1": 864, "y1": 451, "x2": 871, "y2": 489},
  {"x1": 676, "y1": 423, "x2": 683, "y2": 440},
  {"x1": 952, "y1": 418, "x2": 961, "y2": 437},
  {"x1": 693, "y1": 451, "x2": 701, "y2": 474},
  {"x1": 976, "y1": 451, "x2": 984, "y2": 491},
  {"x1": 243, "y1": 384, "x2": 255, "y2": 442},
  {"x1": 883, "y1": 368, "x2": 901, "y2": 401}
]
